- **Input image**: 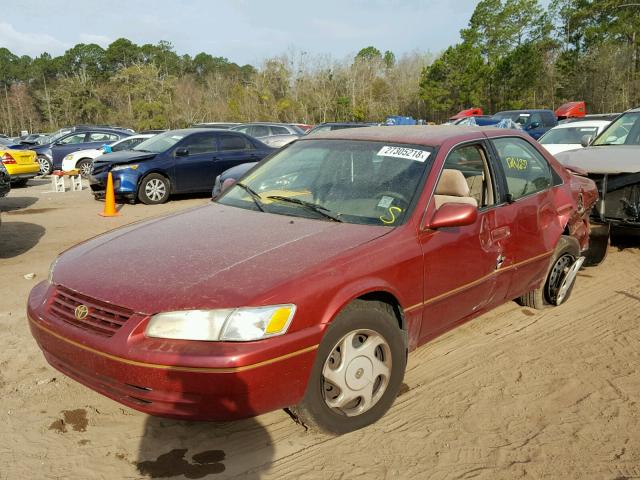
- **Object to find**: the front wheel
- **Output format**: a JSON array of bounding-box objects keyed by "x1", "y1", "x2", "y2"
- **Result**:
[
  {"x1": 137, "y1": 173, "x2": 170, "y2": 205},
  {"x1": 76, "y1": 159, "x2": 93, "y2": 178},
  {"x1": 37, "y1": 155, "x2": 53, "y2": 175},
  {"x1": 290, "y1": 301, "x2": 406, "y2": 435}
]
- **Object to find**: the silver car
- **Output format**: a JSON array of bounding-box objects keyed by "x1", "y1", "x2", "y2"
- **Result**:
[{"x1": 230, "y1": 123, "x2": 304, "y2": 148}]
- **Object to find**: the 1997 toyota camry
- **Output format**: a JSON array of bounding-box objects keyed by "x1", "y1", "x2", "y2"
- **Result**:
[{"x1": 28, "y1": 126, "x2": 598, "y2": 434}]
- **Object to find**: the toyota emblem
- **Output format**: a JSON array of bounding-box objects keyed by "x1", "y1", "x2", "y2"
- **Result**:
[{"x1": 74, "y1": 305, "x2": 89, "y2": 320}]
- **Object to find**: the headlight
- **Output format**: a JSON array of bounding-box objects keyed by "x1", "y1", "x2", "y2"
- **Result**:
[
  {"x1": 112, "y1": 164, "x2": 138, "y2": 172},
  {"x1": 64, "y1": 154, "x2": 74, "y2": 161},
  {"x1": 145, "y1": 304, "x2": 296, "y2": 341},
  {"x1": 48, "y1": 256, "x2": 60, "y2": 284}
]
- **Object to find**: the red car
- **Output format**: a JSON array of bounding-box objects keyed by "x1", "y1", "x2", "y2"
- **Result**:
[{"x1": 28, "y1": 126, "x2": 598, "y2": 435}]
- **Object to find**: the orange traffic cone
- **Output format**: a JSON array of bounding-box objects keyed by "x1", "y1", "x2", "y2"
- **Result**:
[{"x1": 99, "y1": 172, "x2": 119, "y2": 217}]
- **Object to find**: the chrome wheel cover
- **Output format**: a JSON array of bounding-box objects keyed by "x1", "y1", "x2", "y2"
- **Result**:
[{"x1": 322, "y1": 329, "x2": 392, "y2": 417}]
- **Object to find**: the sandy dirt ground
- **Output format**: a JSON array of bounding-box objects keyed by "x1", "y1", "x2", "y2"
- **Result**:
[{"x1": 1, "y1": 179, "x2": 639, "y2": 480}]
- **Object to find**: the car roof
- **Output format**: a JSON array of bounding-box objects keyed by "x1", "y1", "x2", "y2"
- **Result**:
[
  {"x1": 494, "y1": 109, "x2": 554, "y2": 114},
  {"x1": 163, "y1": 128, "x2": 247, "y2": 135},
  {"x1": 299, "y1": 125, "x2": 500, "y2": 147}
]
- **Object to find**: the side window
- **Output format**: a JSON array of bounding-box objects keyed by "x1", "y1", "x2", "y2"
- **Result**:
[
  {"x1": 250, "y1": 126, "x2": 270, "y2": 137},
  {"x1": 58, "y1": 133, "x2": 87, "y2": 145},
  {"x1": 233, "y1": 126, "x2": 249, "y2": 134},
  {"x1": 492, "y1": 137, "x2": 554, "y2": 200},
  {"x1": 439, "y1": 144, "x2": 495, "y2": 208},
  {"x1": 183, "y1": 134, "x2": 218, "y2": 154},
  {"x1": 529, "y1": 113, "x2": 543, "y2": 127},
  {"x1": 219, "y1": 134, "x2": 252, "y2": 151},
  {"x1": 89, "y1": 132, "x2": 118, "y2": 142},
  {"x1": 543, "y1": 112, "x2": 556, "y2": 127},
  {"x1": 270, "y1": 126, "x2": 290, "y2": 135},
  {"x1": 112, "y1": 138, "x2": 136, "y2": 152}
]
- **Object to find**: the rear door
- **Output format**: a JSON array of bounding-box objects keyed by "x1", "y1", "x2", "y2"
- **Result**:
[
  {"x1": 214, "y1": 133, "x2": 262, "y2": 175},
  {"x1": 488, "y1": 135, "x2": 564, "y2": 299}
]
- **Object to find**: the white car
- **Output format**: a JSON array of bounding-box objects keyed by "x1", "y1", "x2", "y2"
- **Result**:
[
  {"x1": 61, "y1": 134, "x2": 155, "y2": 177},
  {"x1": 539, "y1": 120, "x2": 611, "y2": 156}
]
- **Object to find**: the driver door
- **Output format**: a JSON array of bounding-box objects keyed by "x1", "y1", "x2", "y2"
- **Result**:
[
  {"x1": 418, "y1": 142, "x2": 514, "y2": 339},
  {"x1": 173, "y1": 133, "x2": 219, "y2": 192}
]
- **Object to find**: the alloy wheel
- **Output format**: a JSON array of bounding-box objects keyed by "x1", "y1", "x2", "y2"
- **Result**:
[{"x1": 145, "y1": 178, "x2": 167, "y2": 202}]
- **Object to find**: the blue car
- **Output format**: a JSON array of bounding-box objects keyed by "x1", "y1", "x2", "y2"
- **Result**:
[
  {"x1": 89, "y1": 128, "x2": 275, "y2": 204},
  {"x1": 25, "y1": 127, "x2": 133, "y2": 175},
  {"x1": 491, "y1": 110, "x2": 558, "y2": 139}
]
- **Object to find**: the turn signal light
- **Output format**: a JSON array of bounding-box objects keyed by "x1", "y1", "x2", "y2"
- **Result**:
[{"x1": 1, "y1": 153, "x2": 16, "y2": 164}]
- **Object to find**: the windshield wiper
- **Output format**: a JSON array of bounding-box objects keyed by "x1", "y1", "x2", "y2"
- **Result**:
[
  {"x1": 236, "y1": 182, "x2": 265, "y2": 212},
  {"x1": 266, "y1": 195, "x2": 342, "y2": 222}
]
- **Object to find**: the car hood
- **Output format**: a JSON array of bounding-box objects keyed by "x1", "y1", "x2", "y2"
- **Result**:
[
  {"x1": 52, "y1": 204, "x2": 391, "y2": 314},
  {"x1": 555, "y1": 145, "x2": 640, "y2": 174},
  {"x1": 92, "y1": 150, "x2": 158, "y2": 166}
]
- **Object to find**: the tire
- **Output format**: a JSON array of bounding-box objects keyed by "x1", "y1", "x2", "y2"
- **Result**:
[
  {"x1": 76, "y1": 159, "x2": 93, "y2": 178},
  {"x1": 518, "y1": 236, "x2": 581, "y2": 310},
  {"x1": 37, "y1": 155, "x2": 53, "y2": 175},
  {"x1": 290, "y1": 300, "x2": 406, "y2": 435},
  {"x1": 137, "y1": 173, "x2": 170, "y2": 205}
]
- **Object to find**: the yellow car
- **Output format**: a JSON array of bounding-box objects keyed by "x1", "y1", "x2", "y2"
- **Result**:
[{"x1": 0, "y1": 146, "x2": 39, "y2": 186}]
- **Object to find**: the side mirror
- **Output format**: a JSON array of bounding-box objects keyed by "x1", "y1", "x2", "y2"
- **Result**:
[
  {"x1": 175, "y1": 147, "x2": 189, "y2": 157},
  {"x1": 427, "y1": 203, "x2": 478, "y2": 230},
  {"x1": 221, "y1": 178, "x2": 237, "y2": 192},
  {"x1": 528, "y1": 121, "x2": 541, "y2": 130},
  {"x1": 580, "y1": 134, "x2": 593, "y2": 147}
]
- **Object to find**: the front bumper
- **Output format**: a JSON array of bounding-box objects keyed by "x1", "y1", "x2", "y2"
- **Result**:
[
  {"x1": 90, "y1": 171, "x2": 139, "y2": 201},
  {"x1": 27, "y1": 281, "x2": 322, "y2": 420}
]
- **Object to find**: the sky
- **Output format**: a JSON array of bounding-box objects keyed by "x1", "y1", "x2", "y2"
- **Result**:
[{"x1": 1, "y1": 0, "x2": 488, "y2": 65}]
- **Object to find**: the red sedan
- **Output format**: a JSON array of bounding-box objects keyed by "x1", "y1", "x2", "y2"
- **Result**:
[{"x1": 28, "y1": 126, "x2": 598, "y2": 435}]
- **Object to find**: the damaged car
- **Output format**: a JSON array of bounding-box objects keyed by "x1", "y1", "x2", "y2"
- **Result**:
[
  {"x1": 29, "y1": 126, "x2": 597, "y2": 435},
  {"x1": 555, "y1": 107, "x2": 640, "y2": 264}
]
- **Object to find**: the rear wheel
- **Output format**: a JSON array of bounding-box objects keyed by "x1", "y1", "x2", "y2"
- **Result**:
[
  {"x1": 37, "y1": 155, "x2": 52, "y2": 175},
  {"x1": 518, "y1": 236, "x2": 581, "y2": 309},
  {"x1": 138, "y1": 173, "x2": 170, "y2": 205},
  {"x1": 289, "y1": 301, "x2": 406, "y2": 435}
]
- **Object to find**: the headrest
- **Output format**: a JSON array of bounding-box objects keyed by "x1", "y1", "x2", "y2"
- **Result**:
[{"x1": 435, "y1": 169, "x2": 470, "y2": 197}]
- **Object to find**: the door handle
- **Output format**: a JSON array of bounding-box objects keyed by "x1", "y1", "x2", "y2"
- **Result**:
[{"x1": 491, "y1": 226, "x2": 511, "y2": 242}]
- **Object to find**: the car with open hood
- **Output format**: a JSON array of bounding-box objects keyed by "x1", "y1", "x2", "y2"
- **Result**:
[
  {"x1": 61, "y1": 133, "x2": 155, "y2": 177},
  {"x1": 29, "y1": 125, "x2": 597, "y2": 434},
  {"x1": 89, "y1": 128, "x2": 274, "y2": 204},
  {"x1": 554, "y1": 107, "x2": 640, "y2": 262}
]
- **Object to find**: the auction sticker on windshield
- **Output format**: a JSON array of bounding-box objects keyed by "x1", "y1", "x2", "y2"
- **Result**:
[{"x1": 377, "y1": 146, "x2": 430, "y2": 162}]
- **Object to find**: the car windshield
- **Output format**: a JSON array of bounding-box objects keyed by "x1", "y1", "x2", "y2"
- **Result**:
[
  {"x1": 592, "y1": 111, "x2": 640, "y2": 146},
  {"x1": 133, "y1": 131, "x2": 185, "y2": 153},
  {"x1": 540, "y1": 126, "x2": 600, "y2": 145},
  {"x1": 217, "y1": 139, "x2": 433, "y2": 226}
]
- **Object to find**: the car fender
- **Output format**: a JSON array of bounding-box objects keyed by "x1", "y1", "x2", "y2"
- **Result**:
[{"x1": 316, "y1": 277, "x2": 415, "y2": 347}]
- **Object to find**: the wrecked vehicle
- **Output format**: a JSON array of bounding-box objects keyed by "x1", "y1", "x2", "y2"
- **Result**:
[
  {"x1": 555, "y1": 108, "x2": 640, "y2": 264},
  {"x1": 29, "y1": 126, "x2": 597, "y2": 435}
]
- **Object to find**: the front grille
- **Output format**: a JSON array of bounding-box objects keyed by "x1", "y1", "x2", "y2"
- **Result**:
[{"x1": 49, "y1": 286, "x2": 133, "y2": 337}]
